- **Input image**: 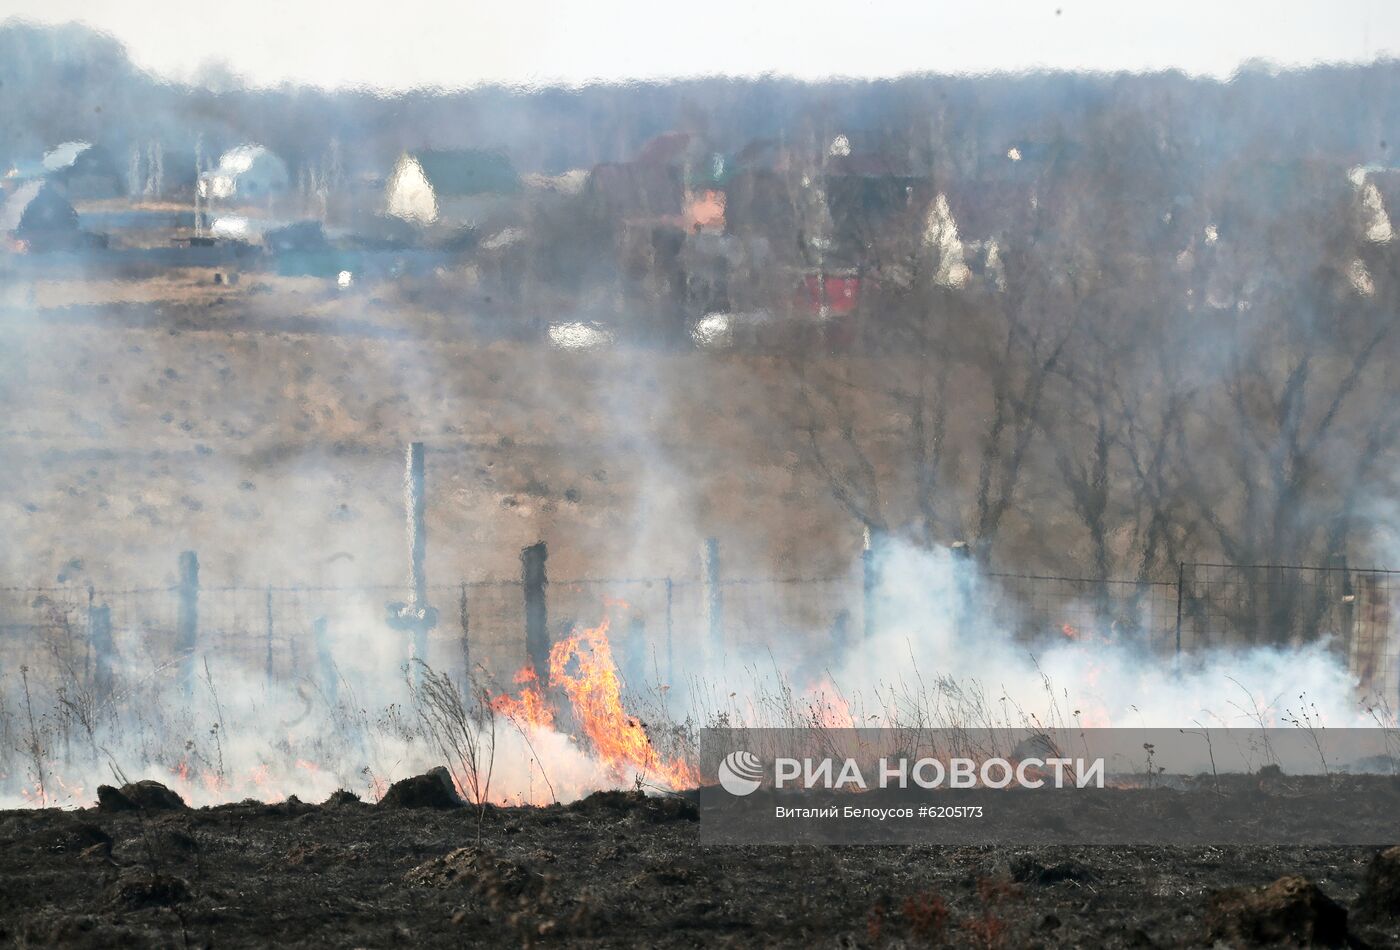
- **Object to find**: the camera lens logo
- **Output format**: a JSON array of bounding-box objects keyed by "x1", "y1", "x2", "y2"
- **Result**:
[{"x1": 717, "y1": 750, "x2": 763, "y2": 796}]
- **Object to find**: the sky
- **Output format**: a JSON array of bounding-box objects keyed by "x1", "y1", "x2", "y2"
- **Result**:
[{"x1": 2, "y1": 0, "x2": 1397, "y2": 90}]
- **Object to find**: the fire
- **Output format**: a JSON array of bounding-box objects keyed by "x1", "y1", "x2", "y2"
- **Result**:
[
  {"x1": 491, "y1": 616, "x2": 700, "y2": 790},
  {"x1": 490, "y1": 666, "x2": 555, "y2": 729},
  {"x1": 549, "y1": 618, "x2": 700, "y2": 788},
  {"x1": 805, "y1": 676, "x2": 855, "y2": 729},
  {"x1": 18, "y1": 771, "x2": 85, "y2": 807}
]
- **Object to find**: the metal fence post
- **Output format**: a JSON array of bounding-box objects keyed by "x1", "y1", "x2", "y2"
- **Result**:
[
  {"x1": 459, "y1": 581, "x2": 470, "y2": 683},
  {"x1": 89, "y1": 599, "x2": 113, "y2": 703},
  {"x1": 265, "y1": 586, "x2": 274, "y2": 687},
  {"x1": 626, "y1": 614, "x2": 646, "y2": 689},
  {"x1": 407, "y1": 442, "x2": 428, "y2": 670},
  {"x1": 664, "y1": 576, "x2": 674, "y2": 688},
  {"x1": 177, "y1": 550, "x2": 199, "y2": 695},
  {"x1": 387, "y1": 442, "x2": 437, "y2": 683},
  {"x1": 1174, "y1": 561, "x2": 1185, "y2": 658},
  {"x1": 862, "y1": 527, "x2": 880, "y2": 639},
  {"x1": 702, "y1": 538, "x2": 723, "y2": 661},
  {"x1": 522, "y1": 541, "x2": 549, "y2": 684},
  {"x1": 314, "y1": 615, "x2": 337, "y2": 706}
]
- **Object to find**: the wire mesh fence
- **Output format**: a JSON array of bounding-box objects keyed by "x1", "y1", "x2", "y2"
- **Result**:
[
  {"x1": 1178, "y1": 562, "x2": 1400, "y2": 703},
  {"x1": 984, "y1": 572, "x2": 1180, "y2": 654},
  {"x1": 3, "y1": 557, "x2": 1399, "y2": 706}
]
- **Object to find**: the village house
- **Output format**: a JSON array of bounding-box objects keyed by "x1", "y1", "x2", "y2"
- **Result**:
[
  {"x1": 0, "y1": 180, "x2": 95, "y2": 251},
  {"x1": 199, "y1": 145, "x2": 291, "y2": 203},
  {"x1": 39, "y1": 142, "x2": 125, "y2": 200},
  {"x1": 384, "y1": 149, "x2": 520, "y2": 227}
]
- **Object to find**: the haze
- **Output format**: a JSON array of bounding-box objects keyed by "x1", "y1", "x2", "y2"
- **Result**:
[{"x1": 1, "y1": 0, "x2": 1397, "y2": 89}]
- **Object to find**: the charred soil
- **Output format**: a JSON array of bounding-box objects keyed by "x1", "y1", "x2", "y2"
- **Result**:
[{"x1": 3, "y1": 784, "x2": 1400, "y2": 947}]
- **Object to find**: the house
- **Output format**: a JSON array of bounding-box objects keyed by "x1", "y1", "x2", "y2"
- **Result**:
[
  {"x1": 584, "y1": 132, "x2": 731, "y2": 231},
  {"x1": 263, "y1": 219, "x2": 328, "y2": 252},
  {"x1": 199, "y1": 145, "x2": 291, "y2": 203},
  {"x1": 796, "y1": 268, "x2": 866, "y2": 349},
  {"x1": 1349, "y1": 165, "x2": 1400, "y2": 244},
  {"x1": 822, "y1": 150, "x2": 931, "y2": 268},
  {"x1": 150, "y1": 147, "x2": 201, "y2": 198},
  {"x1": 520, "y1": 170, "x2": 588, "y2": 195},
  {"x1": 2, "y1": 160, "x2": 45, "y2": 192},
  {"x1": 585, "y1": 161, "x2": 685, "y2": 223},
  {"x1": 724, "y1": 141, "x2": 802, "y2": 259},
  {"x1": 679, "y1": 229, "x2": 742, "y2": 312},
  {"x1": 683, "y1": 151, "x2": 729, "y2": 233},
  {"x1": 385, "y1": 149, "x2": 520, "y2": 226},
  {"x1": 0, "y1": 180, "x2": 94, "y2": 251},
  {"x1": 723, "y1": 168, "x2": 794, "y2": 234},
  {"x1": 42, "y1": 142, "x2": 124, "y2": 199},
  {"x1": 0, "y1": 180, "x2": 46, "y2": 233}
]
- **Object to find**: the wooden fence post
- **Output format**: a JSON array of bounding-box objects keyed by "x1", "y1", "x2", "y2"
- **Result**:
[
  {"x1": 177, "y1": 550, "x2": 199, "y2": 695},
  {"x1": 522, "y1": 541, "x2": 549, "y2": 684},
  {"x1": 702, "y1": 537, "x2": 723, "y2": 661}
]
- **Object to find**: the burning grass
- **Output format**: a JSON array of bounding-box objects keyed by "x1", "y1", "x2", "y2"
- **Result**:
[{"x1": 2, "y1": 576, "x2": 1397, "y2": 813}]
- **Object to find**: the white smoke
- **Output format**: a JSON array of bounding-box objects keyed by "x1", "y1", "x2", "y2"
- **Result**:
[
  {"x1": 0, "y1": 539, "x2": 1379, "y2": 809},
  {"x1": 675, "y1": 540, "x2": 1373, "y2": 734}
]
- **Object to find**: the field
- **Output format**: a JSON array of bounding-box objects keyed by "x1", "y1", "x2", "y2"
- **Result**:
[
  {"x1": 0, "y1": 275, "x2": 872, "y2": 588},
  {"x1": 0, "y1": 271, "x2": 1104, "y2": 593}
]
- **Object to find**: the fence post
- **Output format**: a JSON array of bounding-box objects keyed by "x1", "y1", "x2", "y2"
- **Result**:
[
  {"x1": 406, "y1": 441, "x2": 430, "y2": 673},
  {"x1": 522, "y1": 541, "x2": 549, "y2": 684},
  {"x1": 387, "y1": 442, "x2": 437, "y2": 683},
  {"x1": 862, "y1": 527, "x2": 880, "y2": 639},
  {"x1": 1174, "y1": 561, "x2": 1185, "y2": 658},
  {"x1": 702, "y1": 538, "x2": 723, "y2": 661},
  {"x1": 89, "y1": 599, "x2": 113, "y2": 703},
  {"x1": 177, "y1": 550, "x2": 199, "y2": 695},
  {"x1": 314, "y1": 615, "x2": 337, "y2": 706},
  {"x1": 664, "y1": 576, "x2": 674, "y2": 688},
  {"x1": 459, "y1": 582, "x2": 470, "y2": 683},
  {"x1": 265, "y1": 586, "x2": 274, "y2": 687},
  {"x1": 832, "y1": 610, "x2": 851, "y2": 658},
  {"x1": 626, "y1": 614, "x2": 646, "y2": 689}
]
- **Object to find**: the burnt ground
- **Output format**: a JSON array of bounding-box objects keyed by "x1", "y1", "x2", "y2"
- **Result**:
[{"x1": 4, "y1": 783, "x2": 1400, "y2": 949}]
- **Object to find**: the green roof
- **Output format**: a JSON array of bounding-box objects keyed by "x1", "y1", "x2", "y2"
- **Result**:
[{"x1": 414, "y1": 149, "x2": 520, "y2": 197}]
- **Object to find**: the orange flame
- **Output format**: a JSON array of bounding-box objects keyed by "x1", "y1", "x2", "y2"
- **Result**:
[
  {"x1": 806, "y1": 676, "x2": 855, "y2": 729},
  {"x1": 549, "y1": 619, "x2": 700, "y2": 789},
  {"x1": 490, "y1": 616, "x2": 700, "y2": 790},
  {"x1": 490, "y1": 666, "x2": 555, "y2": 728}
]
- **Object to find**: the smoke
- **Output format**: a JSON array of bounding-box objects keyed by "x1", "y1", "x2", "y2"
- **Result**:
[
  {"x1": 6, "y1": 24, "x2": 1400, "y2": 810},
  {"x1": 0, "y1": 592, "x2": 628, "y2": 808},
  {"x1": 671, "y1": 540, "x2": 1373, "y2": 735},
  {"x1": 0, "y1": 529, "x2": 1381, "y2": 810}
]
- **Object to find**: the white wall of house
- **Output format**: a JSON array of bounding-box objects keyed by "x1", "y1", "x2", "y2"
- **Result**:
[{"x1": 385, "y1": 154, "x2": 438, "y2": 224}]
